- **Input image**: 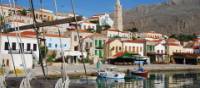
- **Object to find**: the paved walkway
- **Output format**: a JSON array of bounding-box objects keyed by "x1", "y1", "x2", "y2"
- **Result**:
[{"x1": 29, "y1": 64, "x2": 200, "y2": 77}]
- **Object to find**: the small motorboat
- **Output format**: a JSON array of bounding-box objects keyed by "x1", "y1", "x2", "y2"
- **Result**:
[
  {"x1": 97, "y1": 67, "x2": 125, "y2": 79},
  {"x1": 131, "y1": 62, "x2": 149, "y2": 78},
  {"x1": 131, "y1": 70, "x2": 148, "y2": 78},
  {"x1": 131, "y1": 67, "x2": 148, "y2": 78}
]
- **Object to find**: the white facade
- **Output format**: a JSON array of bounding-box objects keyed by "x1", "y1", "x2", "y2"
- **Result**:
[
  {"x1": 0, "y1": 54, "x2": 33, "y2": 70},
  {"x1": 0, "y1": 35, "x2": 39, "y2": 58},
  {"x1": 79, "y1": 22, "x2": 97, "y2": 30},
  {"x1": 155, "y1": 43, "x2": 166, "y2": 54},
  {"x1": 105, "y1": 30, "x2": 131, "y2": 39},
  {"x1": 99, "y1": 13, "x2": 114, "y2": 27},
  {"x1": 0, "y1": 34, "x2": 39, "y2": 70},
  {"x1": 45, "y1": 35, "x2": 71, "y2": 51}
]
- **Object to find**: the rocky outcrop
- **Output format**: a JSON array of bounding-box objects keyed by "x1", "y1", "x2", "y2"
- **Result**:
[{"x1": 120, "y1": 0, "x2": 200, "y2": 34}]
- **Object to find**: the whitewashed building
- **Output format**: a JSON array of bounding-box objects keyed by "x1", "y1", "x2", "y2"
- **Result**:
[
  {"x1": 45, "y1": 34, "x2": 71, "y2": 51},
  {"x1": 102, "y1": 29, "x2": 132, "y2": 39},
  {"x1": 0, "y1": 32, "x2": 39, "y2": 70}
]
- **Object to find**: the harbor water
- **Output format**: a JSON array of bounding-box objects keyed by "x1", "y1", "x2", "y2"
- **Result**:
[{"x1": 6, "y1": 70, "x2": 200, "y2": 88}]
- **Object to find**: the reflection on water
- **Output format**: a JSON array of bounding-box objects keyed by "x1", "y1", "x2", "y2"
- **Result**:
[{"x1": 95, "y1": 71, "x2": 200, "y2": 88}]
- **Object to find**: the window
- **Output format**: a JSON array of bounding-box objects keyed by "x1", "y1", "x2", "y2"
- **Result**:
[
  {"x1": 48, "y1": 43, "x2": 52, "y2": 48},
  {"x1": 33, "y1": 44, "x2": 37, "y2": 51},
  {"x1": 140, "y1": 47, "x2": 142, "y2": 52},
  {"x1": 116, "y1": 46, "x2": 118, "y2": 53},
  {"x1": 95, "y1": 50, "x2": 98, "y2": 55},
  {"x1": 133, "y1": 47, "x2": 135, "y2": 52},
  {"x1": 27, "y1": 43, "x2": 31, "y2": 51},
  {"x1": 90, "y1": 42, "x2": 92, "y2": 47},
  {"x1": 129, "y1": 46, "x2": 131, "y2": 52},
  {"x1": 161, "y1": 50, "x2": 164, "y2": 54},
  {"x1": 86, "y1": 42, "x2": 89, "y2": 48},
  {"x1": 119, "y1": 47, "x2": 122, "y2": 51},
  {"x1": 19, "y1": 43, "x2": 24, "y2": 51},
  {"x1": 12, "y1": 42, "x2": 16, "y2": 50},
  {"x1": 136, "y1": 47, "x2": 139, "y2": 53},
  {"x1": 99, "y1": 40, "x2": 102, "y2": 47},
  {"x1": 95, "y1": 40, "x2": 98, "y2": 47},
  {"x1": 55, "y1": 44, "x2": 58, "y2": 48},
  {"x1": 74, "y1": 35, "x2": 77, "y2": 41},
  {"x1": 4, "y1": 42, "x2": 9, "y2": 50},
  {"x1": 157, "y1": 50, "x2": 160, "y2": 53}
]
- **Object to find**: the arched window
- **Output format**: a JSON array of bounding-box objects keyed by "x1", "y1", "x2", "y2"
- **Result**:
[
  {"x1": 136, "y1": 47, "x2": 139, "y2": 53},
  {"x1": 125, "y1": 46, "x2": 127, "y2": 51},
  {"x1": 133, "y1": 47, "x2": 135, "y2": 53},
  {"x1": 6, "y1": 59, "x2": 9, "y2": 66},
  {"x1": 129, "y1": 46, "x2": 131, "y2": 52}
]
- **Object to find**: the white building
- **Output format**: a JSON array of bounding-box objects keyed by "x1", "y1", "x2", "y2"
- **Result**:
[
  {"x1": 79, "y1": 22, "x2": 97, "y2": 31},
  {"x1": 45, "y1": 34, "x2": 71, "y2": 51},
  {"x1": 89, "y1": 13, "x2": 114, "y2": 27},
  {"x1": 0, "y1": 32, "x2": 39, "y2": 70},
  {"x1": 102, "y1": 29, "x2": 132, "y2": 39},
  {"x1": 154, "y1": 40, "x2": 166, "y2": 54}
]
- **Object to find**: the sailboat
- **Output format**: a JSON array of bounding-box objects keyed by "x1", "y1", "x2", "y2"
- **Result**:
[{"x1": 96, "y1": 60, "x2": 125, "y2": 79}]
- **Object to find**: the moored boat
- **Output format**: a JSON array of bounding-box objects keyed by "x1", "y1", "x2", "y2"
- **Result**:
[
  {"x1": 97, "y1": 67, "x2": 125, "y2": 79},
  {"x1": 131, "y1": 69, "x2": 148, "y2": 78}
]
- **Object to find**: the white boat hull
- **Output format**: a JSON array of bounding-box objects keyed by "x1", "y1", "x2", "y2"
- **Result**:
[{"x1": 98, "y1": 71, "x2": 125, "y2": 79}]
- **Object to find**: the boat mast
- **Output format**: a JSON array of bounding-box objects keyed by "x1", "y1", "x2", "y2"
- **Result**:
[
  {"x1": 28, "y1": 0, "x2": 46, "y2": 78},
  {"x1": 53, "y1": 0, "x2": 67, "y2": 80},
  {"x1": 70, "y1": 0, "x2": 88, "y2": 80}
]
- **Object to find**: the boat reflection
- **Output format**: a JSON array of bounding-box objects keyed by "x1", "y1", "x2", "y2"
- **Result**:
[{"x1": 96, "y1": 72, "x2": 198, "y2": 88}]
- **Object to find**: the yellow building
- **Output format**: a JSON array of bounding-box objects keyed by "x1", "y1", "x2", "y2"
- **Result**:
[{"x1": 104, "y1": 39, "x2": 123, "y2": 58}]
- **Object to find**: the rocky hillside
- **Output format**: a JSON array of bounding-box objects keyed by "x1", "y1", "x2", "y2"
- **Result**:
[{"x1": 121, "y1": 0, "x2": 200, "y2": 35}]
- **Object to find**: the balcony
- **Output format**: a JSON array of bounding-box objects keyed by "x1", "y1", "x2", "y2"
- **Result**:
[
  {"x1": 8, "y1": 49, "x2": 34, "y2": 54},
  {"x1": 95, "y1": 46, "x2": 104, "y2": 49}
]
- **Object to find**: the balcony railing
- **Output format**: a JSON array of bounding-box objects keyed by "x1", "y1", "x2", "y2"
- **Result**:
[
  {"x1": 8, "y1": 49, "x2": 34, "y2": 54},
  {"x1": 95, "y1": 46, "x2": 104, "y2": 49}
]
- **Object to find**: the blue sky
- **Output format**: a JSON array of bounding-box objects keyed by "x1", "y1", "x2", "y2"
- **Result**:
[{"x1": 1, "y1": 0, "x2": 166, "y2": 17}]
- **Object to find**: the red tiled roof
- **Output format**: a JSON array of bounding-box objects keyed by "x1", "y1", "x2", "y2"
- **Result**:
[
  {"x1": 113, "y1": 52, "x2": 126, "y2": 58},
  {"x1": 193, "y1": 46, "x2": 200, "y2": 49},
  {"x1": 1, "y1": 32, "x2": 35, "y2": 38},
  {"x1": 166, "y1": 43, "x2": 181, "y2": 46},
  {"x1": 106, "y1": 39, "x2": 115, "y2": 44},
  {"x1": 108, "y1": 29, "x2": 129, "y2": 33},
  {"x1": 121, "y1": 39, "x2": 145, "y2": 43},
  {"x1": 45, "y1": 34, "x2": 64, "y2": 38},
  {"x1": 166, "y1": 38, "x2": 180, "y2": 43},
  {"x1": 146, "y1": 39, "x2": 162, "y2": 42}
]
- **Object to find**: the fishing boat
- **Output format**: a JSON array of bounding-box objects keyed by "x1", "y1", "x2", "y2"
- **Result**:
[
  {"x1": 97, "y1": 67, "x2": 125, "y2": 79},
  {"x1": 131, "y1": 61, "x2": 148, "y2": 78},
  {"x1": 131, "y1": 67, "x2": 148, "y2": 78}
]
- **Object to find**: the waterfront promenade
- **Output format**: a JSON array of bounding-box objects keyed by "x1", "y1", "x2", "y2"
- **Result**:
[{"x1": 27, "y1": 64, "x2": 200, "y2": 77}]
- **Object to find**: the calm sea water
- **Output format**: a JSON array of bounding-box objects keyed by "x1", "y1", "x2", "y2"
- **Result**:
[
  {"x1": 6, "y1": 71, "x2": 200, "y2": 88},
  {"x1": 70, "y1": 71, "x2": 200, "y2": 88}
]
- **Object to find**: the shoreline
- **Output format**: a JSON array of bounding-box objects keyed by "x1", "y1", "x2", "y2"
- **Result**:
[
  {"x1": 30, "y1": 64, "x2": 200, "y2": 78},
  {"x1": 6, "y1": 64, "x2": 200, "y2": 78}
]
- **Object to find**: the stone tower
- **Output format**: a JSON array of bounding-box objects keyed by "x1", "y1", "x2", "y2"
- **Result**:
[{"x1": 114, "y1": 0, "x2": 123, "y2": 31}]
